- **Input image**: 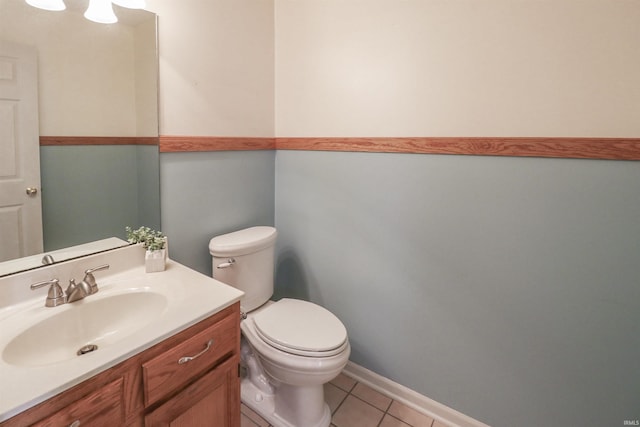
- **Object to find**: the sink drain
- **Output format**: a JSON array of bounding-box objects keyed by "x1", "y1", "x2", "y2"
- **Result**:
[{"x1": 77, "y1": 344, "x2": 98, "y2": 355}]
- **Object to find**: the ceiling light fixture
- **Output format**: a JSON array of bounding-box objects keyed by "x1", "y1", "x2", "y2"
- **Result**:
[
  {"x1": 111, "y1": 0, "x2": 146, "y2": 9},
  {"x1": 84, "y1": 0, "x2": 118, "y2": 24},
  {"x1": 25, "y1": 0, "x2": 66, "y2": 11},
  {"x1": 24, "y1": 0, "x2": 146, "y2": 23}
]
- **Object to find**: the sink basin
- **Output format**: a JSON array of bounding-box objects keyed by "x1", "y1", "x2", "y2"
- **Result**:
[{"x1": 2, "y1": 291, "x2": 168, "y2": 367}]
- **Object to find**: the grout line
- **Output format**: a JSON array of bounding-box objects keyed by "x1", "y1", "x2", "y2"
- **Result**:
[
  {"x1": 383, "y1": 396, "x2": 393, "y2": 413},
  {"x1": 351, "y1": 393, "x2": 384, "y2": 411},
  {"x1": 342, "y1": 389, "x2": 398, "y2": 427},
  {"x1": 380, "y1": 414, "x2": 400, "y2": 427},
  {"x1": 340, "y1": 374, "x2": 436, "y2": 427},
  {"x1": 255, "y1": 372, "x2": 438, "y2": 427},
  {"x1": 331, "y1": 392, "x2": 349, "y2": 420}
]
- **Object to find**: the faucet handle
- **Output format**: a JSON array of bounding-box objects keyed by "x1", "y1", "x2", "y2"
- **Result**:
[
  {"x1": 30, "y1": 279, "x2": 66, "y2": 307},
  {"x1": 85, "y1": 264, "x2": 110, "y2": 276},
  {"x1": 30, "y1": 278, "x2": 60, "y2": 290},
  {"x1": 82, "y1": 264, "x2": 109, "y2": 294}
]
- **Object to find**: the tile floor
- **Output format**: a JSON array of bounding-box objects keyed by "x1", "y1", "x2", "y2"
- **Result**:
[{"x1": 241, "y1": 371, "x2": 450, "y2": 427}]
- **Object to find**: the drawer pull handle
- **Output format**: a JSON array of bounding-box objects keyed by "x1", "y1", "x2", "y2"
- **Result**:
[
  {"x1": 178, "y1": 339, "x2": 214, "y2": 365},
  {"x1": 69, "y1": 420, "x2": 81, "y2": 427}
]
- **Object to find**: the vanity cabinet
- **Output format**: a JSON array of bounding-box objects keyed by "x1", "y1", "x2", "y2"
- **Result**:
[
  {"x1": 145, "y1": 357, "x2": 238, "y2": 427},
  {"x1": 0, "y1": 303, "x2": 241, "y2": 427},
  {"x1": 31, "y1": 379, "x2": 125, "y2": 427}
]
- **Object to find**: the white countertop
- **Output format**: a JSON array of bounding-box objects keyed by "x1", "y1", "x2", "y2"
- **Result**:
[{"x1": 0, "y1": 245, "x2": 243, "y2": 422}]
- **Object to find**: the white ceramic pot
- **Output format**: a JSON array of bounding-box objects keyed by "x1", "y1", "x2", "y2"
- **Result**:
[{"x1": 145, "y1": 249, "x2": 166, "y2": 273}]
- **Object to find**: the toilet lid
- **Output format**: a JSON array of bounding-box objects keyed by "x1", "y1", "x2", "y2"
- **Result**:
[{"x1": 253, "y1": 299, "x2": 347, "y2": 356}]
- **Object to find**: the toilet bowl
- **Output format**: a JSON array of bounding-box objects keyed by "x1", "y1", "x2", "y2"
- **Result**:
[{"x1": 209, "y1": 227, "x2": 350, "y2": 427}]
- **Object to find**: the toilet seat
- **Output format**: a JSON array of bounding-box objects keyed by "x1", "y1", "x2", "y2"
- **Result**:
[{"x1": 252, "y1": 299, "x2": 348, "y2": 357}]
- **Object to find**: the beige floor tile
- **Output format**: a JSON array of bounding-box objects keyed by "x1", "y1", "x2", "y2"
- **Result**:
[
  {"x1": 332, "y1": 395, "x2": 384, "y2": 427},
  {"x1": 324, "y1": 382, "x2": 348, "y2": 413},
  {"x1": 241, "y1": 403, "x2": 270, "y2": 427},
  {"x1": 351, "y1": 382, "x2": 393, "y2": 411},
  {"x1": 241, "y1": 413, "x2": 258, "y2": 427},
  {"x1": 330, "y1": 372, "x2": 357, "y2": 392},
  {"x1": 387, "y1": 401, "x2": 435, "y2": 427},
  {"x1": 379, "y1": 414, "x2": 412, "y2": 427}
]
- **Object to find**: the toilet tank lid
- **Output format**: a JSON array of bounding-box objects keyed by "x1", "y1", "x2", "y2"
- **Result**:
[{"x1": 209, "y1": 226, "x2": 277, "y2": 256}]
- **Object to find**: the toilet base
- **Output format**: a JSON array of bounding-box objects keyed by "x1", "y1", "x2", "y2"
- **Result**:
[{"x1": 241, "y1": 377, "x2": 332, "y2": 427}]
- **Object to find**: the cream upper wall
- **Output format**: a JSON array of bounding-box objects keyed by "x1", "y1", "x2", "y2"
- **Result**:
[
  {"x1": 146, "y1": 0, "x2": 275, "y2": 137},
  {"x1": 275, "y1": 0, "x2": 640, "y2": 137},
  {"x1": 135, "y1": 17, "x2": 160, "y2": 137}
]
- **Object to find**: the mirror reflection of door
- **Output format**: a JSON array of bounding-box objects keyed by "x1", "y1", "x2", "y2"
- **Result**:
[{"x1": 0, "y1": 40, "x2": 43, "y2": 262}]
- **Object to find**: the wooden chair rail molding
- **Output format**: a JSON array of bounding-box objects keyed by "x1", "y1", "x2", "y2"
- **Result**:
[
  {"x1": 159, "y1": 136, "x2": 276, "y2": 152},
  {"x1": 40, "y1": 136, "x2": 159, "y2": 146},
  {"x1": 40, "y1": 135, "x2": 640, "y2": 160},
  {"x1": 275, "y1": 137, "x2": 640, "y2": 160},
  {"x1": 157, "y1": 136, "x2": 640, "y2": 160}
]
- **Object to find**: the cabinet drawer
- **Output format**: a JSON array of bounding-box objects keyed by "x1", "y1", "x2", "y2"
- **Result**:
[
  {"x1": 145, "y1": 356, "x2": 239, "y2": 427},
  {"x1": 31, "y1": 378, "x2": 124, "y2": 427},
  {"x1": 142, "y1": 311, "x2": 237, "y2": 406}
]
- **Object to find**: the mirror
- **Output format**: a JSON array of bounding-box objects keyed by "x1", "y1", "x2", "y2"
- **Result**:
[{"x1": 0, "y1": 0, "x2": 159, "y2": 277}]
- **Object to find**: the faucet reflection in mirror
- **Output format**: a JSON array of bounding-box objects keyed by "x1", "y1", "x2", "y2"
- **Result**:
[{"x1": 25, "y1": 0, "x2": 145, "y2": 24}]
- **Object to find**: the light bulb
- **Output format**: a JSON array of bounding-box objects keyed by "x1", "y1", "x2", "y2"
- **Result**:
[
  {"x1": 111, "y1": 0, "x2": 146, "y2": 9},
  {"x1": 84, "y1": 0, "x2": 117, "y2": 24},
  {"x1": 25, "y1": 0, "x2": 66, "y2": 11}
]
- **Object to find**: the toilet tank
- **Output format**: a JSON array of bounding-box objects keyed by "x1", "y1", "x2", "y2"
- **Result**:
[{"x1": 209, "y1": 226, "x2": 277, "y2": 312}]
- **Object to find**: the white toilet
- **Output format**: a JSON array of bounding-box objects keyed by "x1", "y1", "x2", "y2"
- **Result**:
[{"x1": 209, "y1": 226, "x2": 350, "y2": 427}]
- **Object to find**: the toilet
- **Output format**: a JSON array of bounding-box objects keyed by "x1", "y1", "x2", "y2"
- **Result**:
[{"x1": 209, "y1": 226, "x2": 350, "y2": 427}]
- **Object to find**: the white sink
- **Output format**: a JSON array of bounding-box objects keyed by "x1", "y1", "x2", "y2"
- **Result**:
[
  {"x1": 2, "y1": 291, "x2": 168, "y2": 367},
  {"x1": 0, "y1": 243, "x2": 244, "y2": 422}
]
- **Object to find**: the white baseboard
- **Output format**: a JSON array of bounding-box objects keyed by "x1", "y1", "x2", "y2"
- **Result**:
[{"x1": 342, "y1": 361, "x2": 491, "y2": 427}]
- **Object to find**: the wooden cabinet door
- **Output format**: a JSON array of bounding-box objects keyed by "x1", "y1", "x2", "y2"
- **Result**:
[
  {"x1": 145, "y1": 356, "x2": 239, "y2": 427},
  {"x1": 30, "y1": 379, "x2": 124, "y2": 427}
]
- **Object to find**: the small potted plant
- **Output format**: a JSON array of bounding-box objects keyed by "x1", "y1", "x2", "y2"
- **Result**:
[{"x1": 126, "y1": 226, "x2": 167, "y2": 273}]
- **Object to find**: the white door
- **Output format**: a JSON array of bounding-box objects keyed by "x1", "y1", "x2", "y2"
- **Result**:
[{"x1": 0, "y1": 40, "x2": 43, "y2": 262}]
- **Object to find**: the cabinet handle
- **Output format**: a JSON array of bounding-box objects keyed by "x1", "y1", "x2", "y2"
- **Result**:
[
  {"x1": 68, "y1": 420, "x2": 81, "y2": 427},
  {"x1": 178, "y1": 339, "x2": 214, "y2": 365}
]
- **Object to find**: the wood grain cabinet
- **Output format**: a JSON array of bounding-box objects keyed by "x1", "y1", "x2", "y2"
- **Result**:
[
  {"x1": 145, "y1": 357, "x2": 239, "y2": 427},
  {"x1": 31, "y1": 379, "x2": 125, "y2": 427},
  {"x1": 0, "y1": 303, "x2": 241, "y2": 427}
]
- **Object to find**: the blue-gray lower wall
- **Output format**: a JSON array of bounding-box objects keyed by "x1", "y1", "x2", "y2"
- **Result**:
[
  {"x1": 274, "y1": 150, "x2": 640, "y2": 427},
  {"x1": 160, "y1": 150, "x2": 275, "y2": 276},
  {"x1": 40, "y1": 145, "x2": 160, "y2": 251}
]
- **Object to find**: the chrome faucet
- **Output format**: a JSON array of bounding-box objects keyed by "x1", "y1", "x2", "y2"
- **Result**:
[{"x1": 30, "y1": 264, "x2": 110, "y2": 307}]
